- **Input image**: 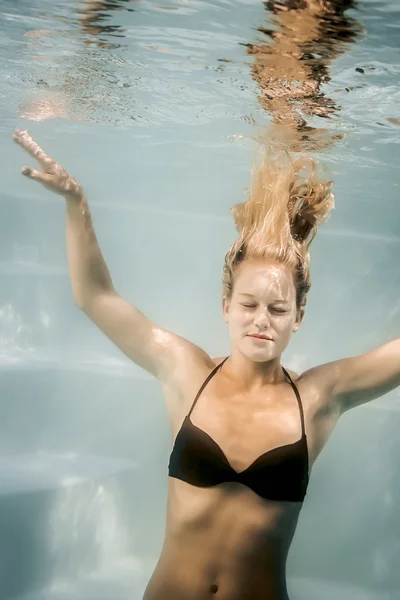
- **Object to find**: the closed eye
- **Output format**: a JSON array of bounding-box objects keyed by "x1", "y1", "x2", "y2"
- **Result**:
[{"x1": 241, "y1": 304, "x2": 288, "y2": 315}]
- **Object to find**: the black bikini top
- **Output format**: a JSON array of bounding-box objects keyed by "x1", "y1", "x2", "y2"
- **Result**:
[{"x1": 168, "y1": 357, "x2": 309, "y2": 502}]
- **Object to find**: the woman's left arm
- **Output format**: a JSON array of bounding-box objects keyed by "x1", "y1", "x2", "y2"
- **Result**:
[
  {"x1": 334, "y1": 338, "x2": 400, "y2": 412},
  {"x1": 306, "y1": 339, "x2": 400, "y2": 413}
]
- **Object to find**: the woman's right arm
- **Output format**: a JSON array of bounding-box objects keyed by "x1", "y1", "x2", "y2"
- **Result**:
[
  {"x1": 68, "y1": 188, "x2": 198, "y2": 380},
  {"x1": 13, "y1": 129, "x2": 206, "y2": 382}
]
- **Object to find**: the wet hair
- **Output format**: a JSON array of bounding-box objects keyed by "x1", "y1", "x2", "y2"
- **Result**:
[{"x1": 222, "y1": 146, "x2": 334, "y2": 319}]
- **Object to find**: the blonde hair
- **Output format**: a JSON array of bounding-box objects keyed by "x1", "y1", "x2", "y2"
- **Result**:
[{"x1": 222, "y1": 147, "x2": 335, "y2": 318}]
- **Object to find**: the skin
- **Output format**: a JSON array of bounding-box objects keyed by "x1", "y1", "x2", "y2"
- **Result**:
[
  {"x1": 144, "y1": 261, "x2": 340, "y2": 600},
  {"x1": 12, "y1": 129, "x2": 400, "y2": 599}
]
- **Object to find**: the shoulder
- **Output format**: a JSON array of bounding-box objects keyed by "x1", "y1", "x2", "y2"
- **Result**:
[
  {"x1": 212, "y1": 356, "x2": 229, "y2": 367},
  {"x1": 297, "y1": 361, "x2": 339, "y2": 393},
  {"x1": 162, "y1": 346, "x2": 215, "y2": 418},
  {"x1": 283, "y1": 367, "x2": 300, "y2": 382},
  {"x1": 294, "y1": 361, "x2": 343, "y2": 421}
]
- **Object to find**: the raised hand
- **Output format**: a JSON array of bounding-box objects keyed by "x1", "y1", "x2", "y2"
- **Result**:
[{"x1": 12, "y1": 129, "x2": 84, "y2": 201}]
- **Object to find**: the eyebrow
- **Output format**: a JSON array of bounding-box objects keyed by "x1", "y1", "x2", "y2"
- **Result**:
[{"x1": 238, "y1": 293, "x2": 289, "y2": 303}]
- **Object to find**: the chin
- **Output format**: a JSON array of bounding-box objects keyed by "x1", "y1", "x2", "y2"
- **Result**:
[{"x1": 239, "y1": 341, "x2": 277, "y2": 361}]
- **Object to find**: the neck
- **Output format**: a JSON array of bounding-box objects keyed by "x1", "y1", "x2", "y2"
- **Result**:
[{"x1": 222, "y1": 350, "x2": 286, "y2": 390}]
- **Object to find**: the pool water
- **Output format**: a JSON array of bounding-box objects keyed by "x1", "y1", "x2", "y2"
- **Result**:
[{"x1": 0, "y1": 1, "x2": 399, "y2": 599}]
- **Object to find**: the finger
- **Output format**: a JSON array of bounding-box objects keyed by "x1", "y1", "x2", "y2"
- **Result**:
[
  {"x1": 13, "y1": 129, "x2": 54, "y2": 171},
  {"x1": 21, "y1": 166, "x2": 55, "y2": 186},
  {"x1": 20, "y1": 166, "x2": 79, "y2": 198}
]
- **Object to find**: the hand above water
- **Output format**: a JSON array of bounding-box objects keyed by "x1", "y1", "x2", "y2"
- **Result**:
[{"x1": 12, "y1": 129, "x2": 84, "y2": 201}]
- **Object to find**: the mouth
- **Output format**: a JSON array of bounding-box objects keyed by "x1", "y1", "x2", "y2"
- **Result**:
[{"x1": 248, "y1": 334, "x2": 273, "y2": 341}]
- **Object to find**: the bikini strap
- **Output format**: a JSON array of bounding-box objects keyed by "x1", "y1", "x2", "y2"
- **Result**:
[
  {"x1": 281, "y1": 366, "x2": 306, "y2": 438},
  {"x1": 188, "y1": 357, "x2": 229, "y2": 418}
]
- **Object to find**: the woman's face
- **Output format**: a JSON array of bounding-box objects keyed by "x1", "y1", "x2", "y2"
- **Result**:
[{"x1": 222, "y1": 259, "x2": 303, "y2": 361}]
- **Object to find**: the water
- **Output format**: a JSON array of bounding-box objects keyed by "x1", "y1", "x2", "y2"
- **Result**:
[{"x1": 0, "y1": 0, "x2": 399, "y2": 598}]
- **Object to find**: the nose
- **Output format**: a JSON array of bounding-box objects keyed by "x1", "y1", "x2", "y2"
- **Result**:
[{"x1": 253, "y1": 311, "x2": 270, "y2": 330}]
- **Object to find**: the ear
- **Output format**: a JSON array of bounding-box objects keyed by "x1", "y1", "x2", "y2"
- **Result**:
[
  {"x1": 222, "y1": 296, "x2": 230, "y2": 323},
  {"x1": 292, "y1": 307, "x2": 304, "y2": 333}
]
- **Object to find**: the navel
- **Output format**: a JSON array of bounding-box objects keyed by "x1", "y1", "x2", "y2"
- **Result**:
[{"x1": 210, "y1": 583, "x2": 219, "y2": 594}]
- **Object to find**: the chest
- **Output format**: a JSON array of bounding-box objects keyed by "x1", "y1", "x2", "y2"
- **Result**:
[
  {"x1": 192, "y1": 392, "x2": 304, "y2": 472},
  {"x1": 166, "y1": 372, "x2": 340, "y2": 472}
]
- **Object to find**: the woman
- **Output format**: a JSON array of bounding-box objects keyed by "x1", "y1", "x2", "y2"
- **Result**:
[{"x1": 12, "y1": 128, "x2": 400, "y2": 600}]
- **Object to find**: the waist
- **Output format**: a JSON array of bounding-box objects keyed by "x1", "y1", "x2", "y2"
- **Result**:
[
  {"x1": 151, "y1": 480, "x2": 302, "y2": 599},
  {"x1": 166, "y1": 478, "x2": 303, "y2": 546},
  {"x1": 144, "y1": 541, "x2": 290, "y2": 600}
]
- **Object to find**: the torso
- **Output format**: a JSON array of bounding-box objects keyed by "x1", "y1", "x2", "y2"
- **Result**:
[{"x1": 143, "y1": 353, "x2": 342, "y2": 600}]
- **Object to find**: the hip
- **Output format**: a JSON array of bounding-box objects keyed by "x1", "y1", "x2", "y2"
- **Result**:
[{"x1": 142, "y1": 551, "x2": 289, "y2": 600}]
